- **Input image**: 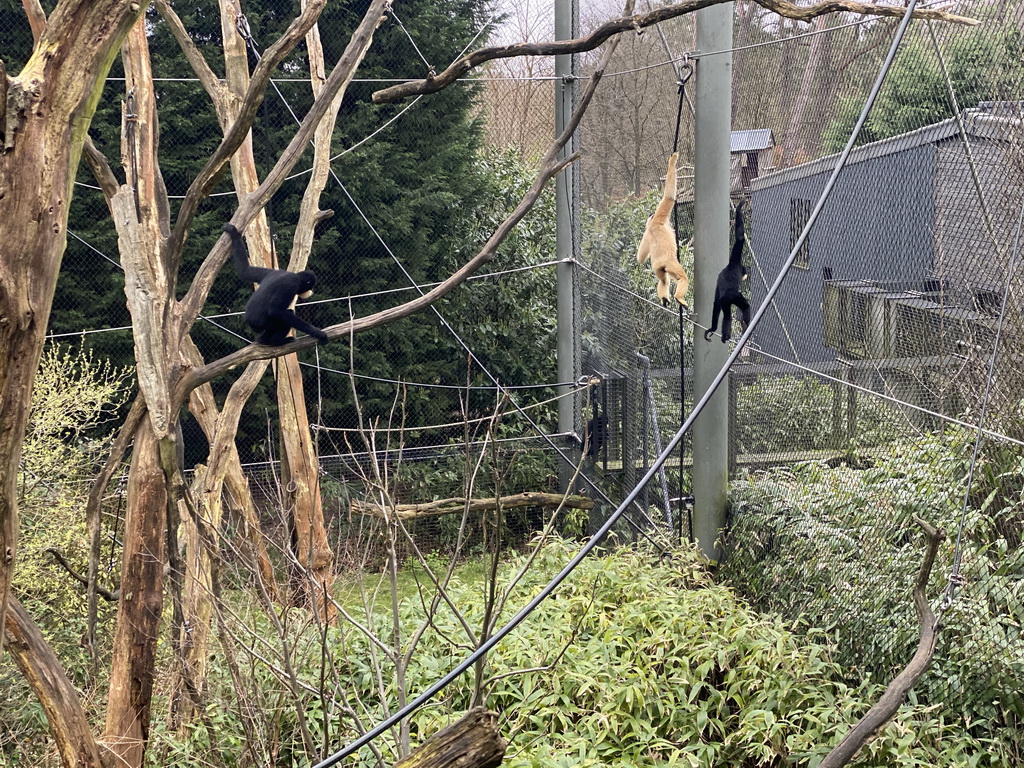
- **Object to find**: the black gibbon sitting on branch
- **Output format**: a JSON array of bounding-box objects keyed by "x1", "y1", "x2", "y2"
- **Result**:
[
  {"x1": 224, "y1": 223, "x2": 329, "y2": 346},
  {"x1": 704, "y1": 205, "x2": 750, "y2": 343}
]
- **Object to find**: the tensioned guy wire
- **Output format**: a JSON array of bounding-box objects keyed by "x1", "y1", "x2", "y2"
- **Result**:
[{"x1": 311, "y1": 0, "x2": 924, "y2": 763}]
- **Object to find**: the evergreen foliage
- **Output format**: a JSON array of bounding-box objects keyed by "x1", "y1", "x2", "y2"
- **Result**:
[{"x1": 822, "y1": 28, "x2": 1024, "y2": 152}]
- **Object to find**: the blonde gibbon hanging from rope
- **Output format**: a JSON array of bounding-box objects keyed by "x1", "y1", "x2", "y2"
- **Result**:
[{"x1": 637, "y1": 152, "x2": 689, "y2": 308}]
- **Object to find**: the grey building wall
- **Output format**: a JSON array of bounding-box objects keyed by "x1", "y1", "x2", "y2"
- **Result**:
[
  {"x1": 747, "y1": 144, "x2": 936, "y2": 363},
  {"x1": 933, "y1": 137, "x2": 1023, "y2": 304}
]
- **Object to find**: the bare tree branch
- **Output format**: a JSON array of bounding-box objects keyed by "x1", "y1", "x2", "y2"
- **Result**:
[
  {"x1": 20, "y1": 0, "x2": 46, "y2": 44},
  {"x1": 45, "y1": 548, "x2": 119, "y2": 602},
  {"x1": 153, "y1": 0, "x2": 225, "y2": 103},
  {"x1": 82, "y1": 136, "x2": 119, "y2": 205},
  {"x1": 372, "y1": 0, "x2": 977, "y2": 104},
  {"x1": 177, "y1": 0, "x2": 391, "y2": 332},
  {"x1": 167, "y1": 0, "x2": 328, "y2": 260},
  {"x1": 85, "y1": 395, "x2": 144, "y2": 670},
  {"x1": 173, "y1": 146, "x2": 576, "y2": 402},
  {"x1": 177, "y1": 0, "x2": 629, "y2": 401},
  {"x1": 818, "y1": 516, "x2": 946, "y2": 768},
  {"x1": 351, "y1": 492, "x2": 595, "y2": 520}
]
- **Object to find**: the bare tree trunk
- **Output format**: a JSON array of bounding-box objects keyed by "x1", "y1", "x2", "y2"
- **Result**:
[
  {"x1": 781, "y1": 17, "x2": 827, "y2": 167},
  {"x1": 0, "y1": 0, "x2": 147, "y2": 652},
  {"x1": 102, "y1": 422, "x2": 168, "y2": 768},
  {"x1": 176, "y1": 359, "x2": 270, "y2": 724},
  {"x1": 275, "y1": 0, "x2": 347, "y2": 621},
  {"x1": 183, "y1": 342, "x2": 277, "y2": 597},
  {"x1": 101, "y1": 22, "x2": 177, "y2": 768},
  {"x1": 280, "y1": 370, "x2": 336, "y2": 617}
]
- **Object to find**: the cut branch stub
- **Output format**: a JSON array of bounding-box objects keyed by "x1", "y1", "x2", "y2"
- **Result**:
[{"x1": 392, "y1": 708, "x2": 506, "y2": 768}]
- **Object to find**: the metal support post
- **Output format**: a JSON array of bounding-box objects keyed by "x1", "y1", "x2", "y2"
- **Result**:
[
  {"x1": 555, "y1": 0, "x2": 579, "y2": 492},
  {"x1": 691, "y1": 1, "x2": 733, "y2": 561}
]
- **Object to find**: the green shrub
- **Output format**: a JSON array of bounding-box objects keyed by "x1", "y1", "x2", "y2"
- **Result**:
[
  {"x1": 721, "y1": 430, "x2": 1024, "y2": 763},
  {"x1": 154, "y1": 539, "x2": 997, "y2": 767}
]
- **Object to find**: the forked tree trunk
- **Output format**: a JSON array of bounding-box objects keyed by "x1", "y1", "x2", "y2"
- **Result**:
[{"x1": 175, "y1": 358, "x2": 270, "y2": 725}]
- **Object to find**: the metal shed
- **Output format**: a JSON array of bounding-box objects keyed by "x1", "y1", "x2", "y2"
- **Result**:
[{"x1": 745, "y1": 107, "x2": 1022, "y2": 363}]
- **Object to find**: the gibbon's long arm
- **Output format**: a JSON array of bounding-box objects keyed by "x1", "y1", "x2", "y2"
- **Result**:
[
  {"x1": 729, "y1": 206, "x2": 745, "y2": 267},
  {"x1": 224, "y1": 223, "x2": 274, "y2": 284},
  {"x1": 651, "y1": 152, "x2": 678, "y2": 226}
]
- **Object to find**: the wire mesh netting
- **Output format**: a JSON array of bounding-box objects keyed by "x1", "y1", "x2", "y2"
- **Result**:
[
  {"x1": 3, "y1": 0, "x2": 1024, "y2": 763},
  {"x1": 571, "y1": 3, "x2": 1024, "y2": 760}
]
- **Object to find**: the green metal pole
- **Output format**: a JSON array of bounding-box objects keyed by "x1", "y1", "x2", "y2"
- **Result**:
[
  {"x1": 692, "y1": 2, "x2": 733, "y2": 560},
  {"x1": 555, "y1": 0, "x2": 579, "y2": 491}
]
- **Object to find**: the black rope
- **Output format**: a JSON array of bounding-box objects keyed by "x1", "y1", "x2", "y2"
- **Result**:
[{"x1": 671, "y1": 60, "x2": 693, "y2": 542}]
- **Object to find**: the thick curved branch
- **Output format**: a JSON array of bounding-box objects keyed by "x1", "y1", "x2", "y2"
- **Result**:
[
  {"x1": 818, "y1": 516, "x2": 946, "y2": 768},
  {"x1": 5, "y1": 597, "x2": 106, "y2": 768},
  {"x1": 372, "y1": 0, "x2": 977, "y2": 103},
  {"x1": 168, "y1": 0, "x2": 328, "y2": 260},
  {"x1": 177, "y1": 0, "x2": 390, "y2": 332}
]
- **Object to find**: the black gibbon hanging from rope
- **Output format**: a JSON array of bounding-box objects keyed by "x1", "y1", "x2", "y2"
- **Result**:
[
  {"x1": 224, "y1": 223, "x2": 330, "y2": 346},
  {"x1": 637, "y1": 152, "x2": 690, "y2": 308},
  {"x1": 704, "y1": 204, "x2": 751, "y2": 343}
]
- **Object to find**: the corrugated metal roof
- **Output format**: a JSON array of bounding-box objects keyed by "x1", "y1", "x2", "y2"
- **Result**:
[
  {"x1": 731, "y1": 129, "x2": 775, "y2": 153},
  {"x1": 750, "y1": 110, "x2": 1019, "y2": 191}
]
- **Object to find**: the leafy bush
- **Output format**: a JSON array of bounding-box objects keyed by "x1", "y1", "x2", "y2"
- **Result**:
[
  {"x1": 152, "y1": 539, "x2": 996, "y2": 767},
  {"x1": 721, "y1": 430, "x2": 1024, "y2": 763},
  {"x1": 15, "y1": 343, "x2": 131, "y2": 608},
  {"x1": 1, "y1": 344, "x2": 131, "y2": 754}
]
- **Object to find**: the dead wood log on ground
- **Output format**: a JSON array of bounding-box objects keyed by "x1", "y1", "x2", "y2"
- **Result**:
[
  {"x1": 351, "y1": 492, "x2": 594, "y2": 521},
  {"x1": 393, "y1": 708, "x2": 505, "y2": 768},
  {"x1": 818, "y1": 516, "x2": 946, "y2": 768}
]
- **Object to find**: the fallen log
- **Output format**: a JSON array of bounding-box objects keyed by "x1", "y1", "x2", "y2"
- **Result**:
[
  {"x1": 393, "y1": 708, "x2": 505, "y2": 768},
  {"x1": 351, "y1": 492, "x2": 594, "y2": 520}
]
